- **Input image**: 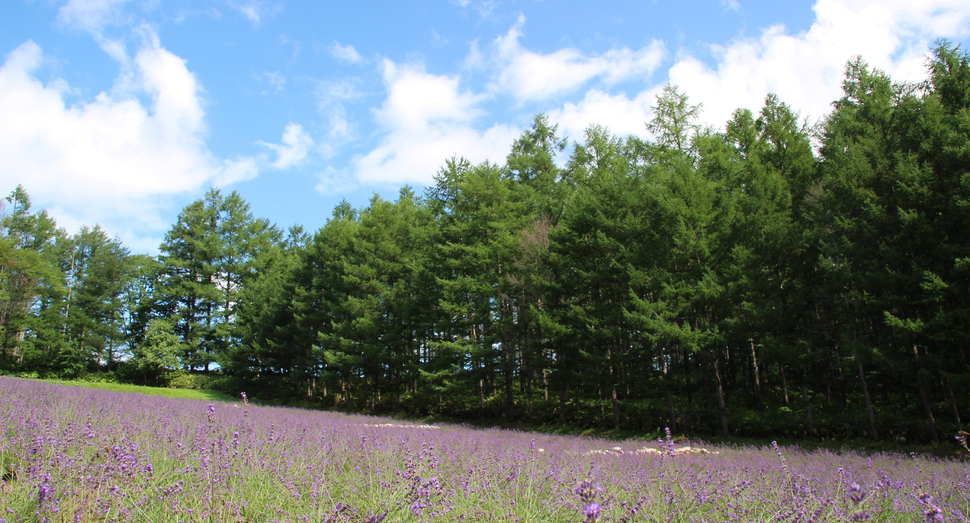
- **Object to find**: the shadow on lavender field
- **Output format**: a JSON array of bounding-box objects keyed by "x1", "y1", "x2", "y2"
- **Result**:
[{"x1": 1, "y1": 376, "x2": 967, "y2": 522}]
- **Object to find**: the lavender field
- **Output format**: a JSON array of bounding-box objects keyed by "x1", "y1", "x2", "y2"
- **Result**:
[{"x1": 0, "y1": 377, "x2": 966, "y2": 522}]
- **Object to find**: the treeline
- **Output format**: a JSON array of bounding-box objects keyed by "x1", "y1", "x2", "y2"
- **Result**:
[{"x1": 3, "y1": 44, "x2": 969, "y2": 443}]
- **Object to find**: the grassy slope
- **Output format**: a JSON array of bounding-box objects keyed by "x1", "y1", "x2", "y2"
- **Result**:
[{"x1": 37, "y1": 378, "x2": 237, "y2": 403}]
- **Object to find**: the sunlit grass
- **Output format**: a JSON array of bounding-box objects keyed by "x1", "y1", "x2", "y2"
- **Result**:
[{"x1": 37, "y1": 377, "x2": 237, "y2": 403}]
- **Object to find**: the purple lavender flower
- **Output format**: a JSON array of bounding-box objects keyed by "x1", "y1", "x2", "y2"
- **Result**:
[
  {"x1": 575, "y1": 480, "x2": 600, "y2": 503},
  {"x1": 38, "y1": 482, "x2": 52, "y2": 504},
  {"x1": 582, "y1": 502, "x2": 602, "y2": 522},
  {"x1": 848, "y1": 482, "x2": 867, "y2": 505},
  {"x1": 920, "y1": 494, "x2": 944, "y2": 523}
]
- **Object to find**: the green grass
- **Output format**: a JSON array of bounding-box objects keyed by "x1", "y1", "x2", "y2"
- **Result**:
[{"x1": 37, "y1": 378, "x2": 238, "y2": 403}]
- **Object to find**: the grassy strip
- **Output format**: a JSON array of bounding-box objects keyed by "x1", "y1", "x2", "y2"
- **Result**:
[{"x1": 37, "y1": 378, "x2": 238, "y2": 403}]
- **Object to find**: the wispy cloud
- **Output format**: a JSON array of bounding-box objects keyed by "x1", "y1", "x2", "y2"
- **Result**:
[
  {"x1": 258, "y1": 123, "x2": 313, "y2": 169},
  {"x1": 451, "y1": 0, "x2": 497, "y2": 19},
  {"x1": 257, "y1": 70, "x2": 285, "y2": 93},
  {"x1": 315, "y1": 165, "x2": 358, "y2": 196},
  {"x1": 315, "y1": 79, "x2": 361, "y2": 159},
  {"x1": 328, "y1": 41, "x2": 363, "y2": 64},
  {"x1": 226, "y1": 0, "x2": 280, "y2": 27},
  {"x1": 57, "y1": 0, "x2": 134, "y2": 35}
]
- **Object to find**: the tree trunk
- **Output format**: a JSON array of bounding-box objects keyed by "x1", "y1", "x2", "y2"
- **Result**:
[
  {"x1": 913, "y1": 345, "x2": 940, "y2": 444},
  {"x1": 801, "y1": 382, "x2": 814, "y2": 432},
  {"x1": 944, "y1": 376, "x2": 963, "y2": 433},
  {"x1": 713, "y1": 355, "x2": 729, "y2": 436},
  {"x1": 750, "y1": 340, "x2": 763, "y2": 410},
  {"x1": 666, "y1": 387, "x2": 678, "y2": 433},
  {"x1": 663, "y1": 350, "x2": 678, "y2": 432},
  {"x1": 608, "y1": 345, "x2": 620, "y2": 430},
  {"x1": 543, "y1": 370, "x2": 549, "y2": 402},
  {"x1": 779, "y1": 362, "x2": 790, "y2": 407},
  {"x1": 559, "y1": 383, "x2": 569, "y2": 425},
  {"x1": 917, "y1": 376, "x2": 940, "y2": 444},
  {"x1": 611, "y1": 385, "x2": 620, "y2": 430},
  {"x1": 857, "y1": 359, "x2": 879, "y2": 440}
]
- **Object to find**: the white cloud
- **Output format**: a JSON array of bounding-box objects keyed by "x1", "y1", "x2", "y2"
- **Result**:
[
  {"x1": 350, "y1": 59, "x2": 519, "y2": 185},
  {"x1": 667, "y1": 0, "x2": 970, "y2": 131},
  {"x1": 315, "y1": 80, "x2": 361, "y2": 159},
  {"x1": 259, "y1": 70, "x2": 285, "y2": 93},
  {"x1": 532, "y1": 0, "x2": 970, "y2": 145},
  {"x1": 329, "y1": 42, "x2": 363, "y2": 64},
  {"x1": 377, "y1": 59, "x2": 486, "y2": 129},
  {"x1": 489, "y1": 14, "x2": 666, "y2": 102},
  {"x1": 451, "y1": 0, "x2": 497, "y2": 19},
  {"x1": 315, "y1": 166, "x2": 358, "y2": 195},
  {"x1": 258, "y1": 123, "x2": 313, "y2": 169},
  {"x1": 57, "y1": 0, "x2": 133, "y2": 35},
  {"x1": 722, "y1": 0, "x2": 741, "y2": 12},
  {"x1": 0, "y1": 37, "x2": 259, "y2": 250},
  {"x1": 549, "y1": 88, "x2": 662, "y2": 143},
  {"x1": 226, "y1": 0, "x2": 278, "y2": 26},
  {"x1": 57, "y1": 0, "x2": 139, "y2": 62},
  {"x1": 216, "y1": 156, "x2": 259, "y2": 186}
]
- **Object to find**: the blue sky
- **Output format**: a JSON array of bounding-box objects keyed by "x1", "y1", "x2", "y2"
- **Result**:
[{"x1": 2, "y1": 0, "x2": 969, "y2": 253}]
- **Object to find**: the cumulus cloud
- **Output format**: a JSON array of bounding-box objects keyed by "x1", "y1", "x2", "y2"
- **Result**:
[
  {"x1": 668, "y1": 0, "x2": 970, "y2": 130},
  {"x1": 530, "y1": 0, "x2": 970, "y2": 145},
  {"x1": 489, "y1": 14, "x2": 666, "y2": 102},
  {"x1": 350, "y1": 59, "x2": 518, "y2": 185},
  {"x1": 258, "y1": 123, "x2": 313, "y2": 169},
  {"x1": 0, "y1": 36, "x2": 258, "y2": 251},
  {"x1": 549, "y1": 88, "x2": 662, "y2": 143}
]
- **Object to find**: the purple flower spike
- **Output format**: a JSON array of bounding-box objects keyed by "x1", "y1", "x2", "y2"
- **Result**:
[
  {"x1": 575, "y1": 480, "x2": 599, "y2": 503},
  {"x1": 848, "y1": 482, "x2": 867, "y2": 505},
  {"x1": 920, "y1": 494, "x2": 944, "y2": 523}
]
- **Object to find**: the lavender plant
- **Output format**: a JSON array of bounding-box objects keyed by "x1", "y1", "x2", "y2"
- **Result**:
[{"x1": 1, "y1": 377, "x2": 967, "y2": 522}]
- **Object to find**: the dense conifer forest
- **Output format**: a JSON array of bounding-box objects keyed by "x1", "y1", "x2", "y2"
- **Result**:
[{"x1": 3, "y1": 44, "x2": 969, "y2": 443}]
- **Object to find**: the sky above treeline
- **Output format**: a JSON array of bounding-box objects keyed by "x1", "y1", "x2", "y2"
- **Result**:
[{"x1": 2, "y1": 0, "x2": 969, "y2": 253}]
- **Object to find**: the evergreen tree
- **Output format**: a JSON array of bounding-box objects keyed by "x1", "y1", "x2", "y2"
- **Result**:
[
  {"x1": 0, "y1": 186, "x2": 65, "y2": 369},
  {"x1": 156, "y1": 189, "x2": 281, "y2": 372}
]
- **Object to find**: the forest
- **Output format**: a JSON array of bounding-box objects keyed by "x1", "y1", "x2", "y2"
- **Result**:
[{"x1": 2, "y1": 43, "x2": 968, "y2": 443}]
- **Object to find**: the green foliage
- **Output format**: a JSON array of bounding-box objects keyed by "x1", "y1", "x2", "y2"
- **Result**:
[{"x1": 130, "y1": 317, "x2": 183, "y2": 383}]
